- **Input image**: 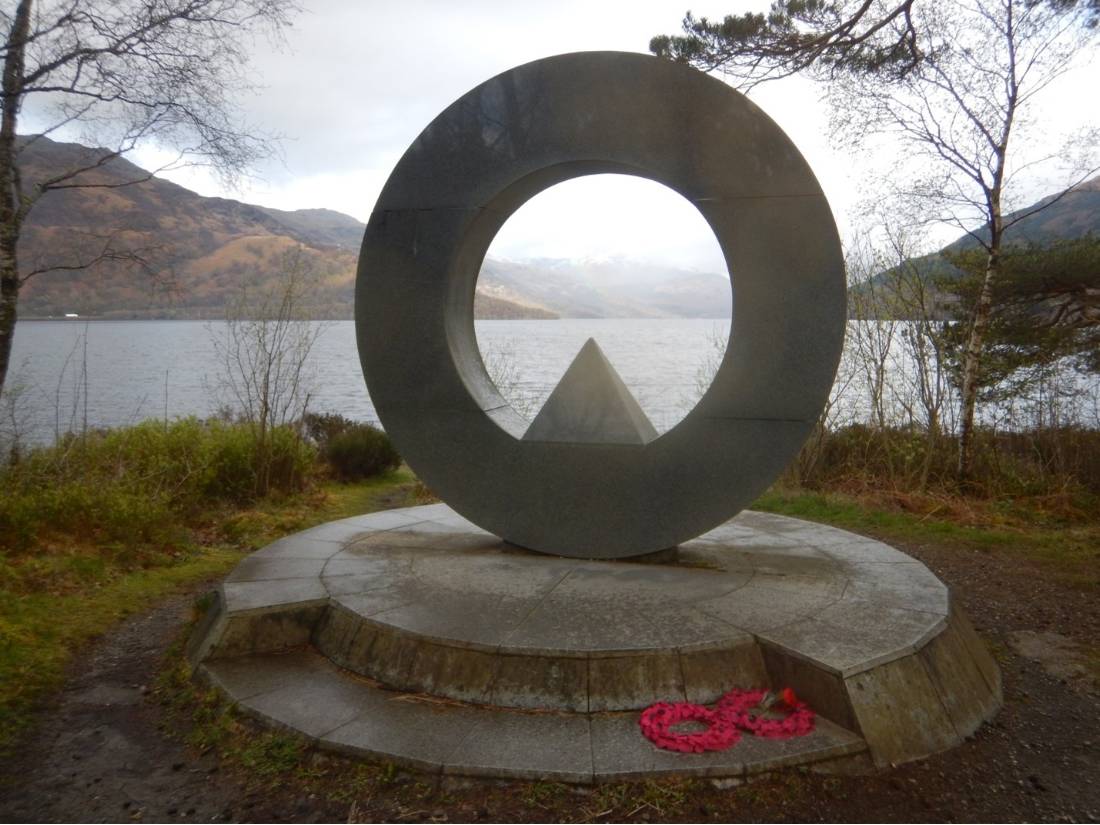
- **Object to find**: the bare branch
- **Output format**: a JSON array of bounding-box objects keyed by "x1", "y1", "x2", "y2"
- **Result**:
[{"x1": 0, "y1": 0, "x2": 299, "y2": 398}]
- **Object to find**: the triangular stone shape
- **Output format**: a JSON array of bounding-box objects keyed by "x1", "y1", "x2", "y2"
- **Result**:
[{"x1": 522, "y1": 338, "x2": 658, "y2": 445}]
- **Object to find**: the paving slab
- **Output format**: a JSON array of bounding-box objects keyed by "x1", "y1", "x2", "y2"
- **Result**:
[
  {"x1": 420, "y1": 509, "x2": 492, "y2": 531},
  {"x1": 249, "y1": 536, "x2": 348, "y2": 560},
  {"x1": 628, "y1": 605, "x2": 753, "y2": 651},
  {"x1": 758, "y1": 600, "x2": 948, "y2": 677},
  {"x1": 203, "y1": 649, "x2": 867, "y2": 782},
  {"x1": 202, "y1": 652, "x2": 310, "y2": 700},
  {"x1": 328, "y1": 587, "x2": 419, "y2": 619},
  {"x1": 743, "y1": 572, "x2": 849, "y2": 601},
  {"x1": 820, "y1": 540, "x2": 919, "y2": 564},
  {"x1": 321, "y1": 553, "x2": 413, "y2": 580},
  {"x1": 734, "y1": 719, "x2": 868, "y2": 775},
  {"x1": 242, "y1": 670, "x2": 374, "y2": 739},
  {"x1": 323, "y1": 698, "x2": 482, "y2": 773},
  {"x1": 342, "y1": 509, "x2": 434, "y2": 531},
  {"x1": 296, "y1": 521, "x2": 375, "y2": 544},
  {"x1": 225, "y1": 556, "x2": 328, "y2": 583},
  {"x1": 840, "y1": 562, "x2": 950, "y2": 613},
  {"x1": 323, "y1": 574, "x2": 405, "y2": 598},
  {"x1": 366, "y1": 591, "x2": 534, "y2": 648},
  {"x1": 407, "y1": 548, "x2": 577, "y2": 601},
  {"x1": 444, "y1": 711, "x2": 594, "y2": 782},
  {"x1": 221, "y1": 578, "x2": 328, "y2": 613},
  {"x1": 695, "y1": 585, "x2": 836, "y2": 632},
  {"x1": 503, "y1": 599, "x2": 673, "y2": 653},
  {"x1": 589, "y1": 712, "x2": 746, "y2": 780}
]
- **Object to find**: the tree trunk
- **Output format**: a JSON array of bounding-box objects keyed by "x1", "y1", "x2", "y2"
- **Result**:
[
  {"x1": 956, "y1": 245, "x2": 1000, "y2": 485},
  {"x1": 0, "y1": 0, "x2": 32, "y2": 399},
  {"x1": 0, "y1": 248, "x2": 18, "y2": 396}
]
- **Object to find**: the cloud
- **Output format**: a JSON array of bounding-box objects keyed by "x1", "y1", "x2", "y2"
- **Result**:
[
  {"x1": 489, "y1": 175, "x2": 728, "y2": 272},
  {"x1": 22, "y1": 0, "x2": 1093, "y2": 261}
]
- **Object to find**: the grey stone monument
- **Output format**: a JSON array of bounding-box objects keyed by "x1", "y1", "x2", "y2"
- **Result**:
[
  {"x1": 190, "y1": 52, "x2": 1002, "y2": 780},
  {"x1": 356, "y1": 50, "x2": 846, "y2": 558}
]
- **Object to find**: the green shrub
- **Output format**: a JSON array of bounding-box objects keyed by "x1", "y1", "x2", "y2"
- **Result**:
[
  {"x1": 204, "y1": 422, "x2": 258, "y2": 503},
  {"x1": 199, "y1": 419, "x2": 315, "y2": 503},
  {"x1": 257, "y1": 425, "x2": 315, "y2": 498},
  {"x1": 0, "y1": 418, "x2": 316, "y2": 554},
  {"x1": 787, "y1": 422, "x2": 1100, "y2": 510},
  {"x1": 322, "y1": 423, "x2": 401, "y2": 481},
  {"x1": 301, "y1": 411, "x2": 355, "y2": 446}
]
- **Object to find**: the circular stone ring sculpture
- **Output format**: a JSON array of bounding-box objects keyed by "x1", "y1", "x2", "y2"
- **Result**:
[{"x1": 357, "y1": 51, "x2": 846, "y2": 558}]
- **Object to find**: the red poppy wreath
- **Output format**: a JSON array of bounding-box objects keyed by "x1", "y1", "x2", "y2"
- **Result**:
[
  {"x1": 639, "y1": 688, "x2": 815, "y2": 753},
  {"x1": 638, "y1": 701, "x2": 741, "y2": 753},
  {"x1": 717, "y1": 688, "x2": 816, "y2": 739}
]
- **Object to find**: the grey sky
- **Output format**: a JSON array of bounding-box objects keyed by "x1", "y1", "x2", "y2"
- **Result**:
[
  {"x1": 131, "y1": 0, "x2": 841, "y2": 274},
  {"x1": 27, "y1": 0, "x2": 1098, "y2": 272}
]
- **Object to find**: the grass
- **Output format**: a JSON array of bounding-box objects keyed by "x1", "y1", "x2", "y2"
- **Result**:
[
  {"x1": 0, "y1": 547, "x2": 240, "y2": 749},
  {"x1": 753, "y1": 484, "x2": 1099, "y2": 589},
  {"x1": 216, "y1": 466, "x2": 417, "y2": 545},
  {"x1": 0, "y1": 463, "x2": 418, "y2": 753}
]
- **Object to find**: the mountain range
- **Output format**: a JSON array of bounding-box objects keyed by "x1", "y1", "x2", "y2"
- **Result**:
[
  {"x1": 15, "y1": 137, "x2": 730, "y2": 320},
  {"x1": 14, "y1": 137, "x2": 1096, "y2": 321},
  {"x1": 943, "y1": 176, "x2": 1100, "y2": 252},
  {"x1": 865, "y1": 176, "x2": 1100, "y2": 310}
]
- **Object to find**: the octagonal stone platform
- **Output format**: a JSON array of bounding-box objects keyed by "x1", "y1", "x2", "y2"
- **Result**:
[{"x1": 189, "y1": 504, "x2": 1001, "y2": 779}]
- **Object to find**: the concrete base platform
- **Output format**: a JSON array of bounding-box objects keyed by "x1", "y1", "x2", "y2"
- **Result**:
[
  {"x1": 189, "y1": 504, "x2": 1002, "y2": 778},
  {"x1": 202, "y1": 648, "x2": 866, "y2": 782}
]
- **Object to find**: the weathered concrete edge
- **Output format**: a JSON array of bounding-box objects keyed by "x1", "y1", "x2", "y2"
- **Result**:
[
  {"x1": 194, "y1": 658, "x2": 869, "y2": 784},
  {"x1": 312, "y1": 598, "x2": 767, "y2": 712},
  {"x1": 189, "y1": 584, "x2": 1000, "y2": 768},
  {"x1": 755, "y1": 597, "x2": 1002, "y2": 768}
]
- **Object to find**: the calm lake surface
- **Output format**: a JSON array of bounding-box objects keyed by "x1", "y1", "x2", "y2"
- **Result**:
[
  {"x1": 12, "y1": 318, "x2": 1097, "y2": 446},
  {"x1": 9, "y1": 319, "x2": 730, "y2": 444}
]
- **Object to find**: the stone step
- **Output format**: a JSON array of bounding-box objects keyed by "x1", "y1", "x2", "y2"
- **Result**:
[
  {"x1": 201, "y1": 648, "x2": 868, "y2": 783},
  {"x1": 190, "y1": 505, "x2": 1002, "y2": 769}
]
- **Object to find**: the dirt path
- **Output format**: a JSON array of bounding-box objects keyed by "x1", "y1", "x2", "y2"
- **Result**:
[
  {"x1": 1, "y1": 540, "x2": 1098, "y2": 823},
  {"x1": 0, "y1": 590, "x2": 345, "y2": 823}
]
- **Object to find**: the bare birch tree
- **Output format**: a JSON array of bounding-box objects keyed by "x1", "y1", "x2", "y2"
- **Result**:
[
  {"x1": 0, "y1": 0, "x2": 298, "y2": 400},
  {"x1": 654, "y1": 0, "x2": 1099, "y2": 483},
  {"x1": 833, "y1": 1, "x2": 1097, "y2": 482},
  {"x1": 209, "y1": 246, "x2": 325, "y2": 496}
]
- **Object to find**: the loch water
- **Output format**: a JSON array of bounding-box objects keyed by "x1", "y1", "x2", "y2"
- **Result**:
[{"x1": 9, "y1": 319, "x2": 729, "y2": 444}]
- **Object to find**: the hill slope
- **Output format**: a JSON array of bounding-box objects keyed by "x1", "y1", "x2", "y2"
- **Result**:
[
  {"x1": 15, "y1": 137, "x2": 555, "y2": 319},
  {"x1": 860, "y1": 175, "x2": 1100, "y2": 319},
  {"x1": 944, "y1": 176, "x2": 1100, "y2": 253},
  {"x1": 15, "y1": 137, "x2": 733, "y2": 320}
]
